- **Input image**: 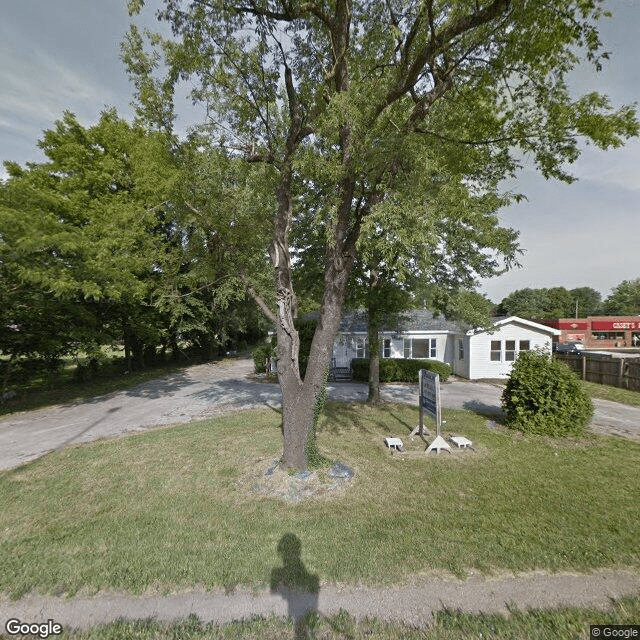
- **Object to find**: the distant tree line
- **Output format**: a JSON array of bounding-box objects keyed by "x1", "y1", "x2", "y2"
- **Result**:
[{"x1": 495, "y1": 281, "x2": 640, "y2": 319}]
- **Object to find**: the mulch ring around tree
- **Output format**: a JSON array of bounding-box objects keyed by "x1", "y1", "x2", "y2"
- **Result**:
[{"x1": 242, "y1": 459, "x2": 355, "y2": 503}]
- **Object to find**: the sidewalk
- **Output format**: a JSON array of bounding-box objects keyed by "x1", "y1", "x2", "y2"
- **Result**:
[{"x1": 2, "y1": 569, "x2": 639, "y2": 631}]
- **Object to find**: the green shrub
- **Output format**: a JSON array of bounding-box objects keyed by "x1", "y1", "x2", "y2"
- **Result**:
[
  {"x1": 351, "y1": 358, "x2": 452, "y2": 383},
  {"x1": 501, "y1": 350, "x2": 593, "y2": 436},
  {"x1": 251, "y1": 343, "x2": 275, "y2": 374}
]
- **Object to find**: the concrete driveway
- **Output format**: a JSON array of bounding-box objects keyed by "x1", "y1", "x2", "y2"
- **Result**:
[{"x1": 1, "y1": 358, "x2": 639, "y2": 471}]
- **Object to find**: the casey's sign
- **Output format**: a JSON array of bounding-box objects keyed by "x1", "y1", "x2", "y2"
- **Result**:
[{"x1": 591, "y1": 320, "x2": 638, "y2": 331}]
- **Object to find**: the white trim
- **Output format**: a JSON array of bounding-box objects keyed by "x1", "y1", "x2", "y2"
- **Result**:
[{"x1": 490, "y1": 316, "x2": 561, "y2": 336}]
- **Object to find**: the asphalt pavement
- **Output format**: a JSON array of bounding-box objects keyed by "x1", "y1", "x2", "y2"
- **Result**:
[{"x1": 0, "y1": 358, "x2": 638, "y2": 471}]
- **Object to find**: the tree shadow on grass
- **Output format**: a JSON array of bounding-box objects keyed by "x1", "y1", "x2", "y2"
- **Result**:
[
  {"x1": 270, "y1": 533, "x2": 320, "y2": 640},
  {"x1": 321, "y1": 401, "x2": 421, "y2": 439},
  {"x1": 321, "y1": 402, "x2": 386, "y2": 435}
]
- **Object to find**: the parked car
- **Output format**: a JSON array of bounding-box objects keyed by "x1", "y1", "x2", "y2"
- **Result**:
[{"x1": 555, "y1": 341, "x2": 585, "y2": 355}]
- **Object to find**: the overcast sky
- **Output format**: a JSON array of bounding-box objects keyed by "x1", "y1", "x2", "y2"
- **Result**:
[{"x1": 1, "y1": 0, "x2": 638, "y2": 305}]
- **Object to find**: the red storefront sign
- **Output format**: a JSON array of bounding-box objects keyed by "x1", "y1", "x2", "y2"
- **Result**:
[
  {"x1": 557, "y1": 321, "x2": 589, "y2": 330},
  {"x1": 591, "y1": 320, "x2": 638, "y2": 331}
]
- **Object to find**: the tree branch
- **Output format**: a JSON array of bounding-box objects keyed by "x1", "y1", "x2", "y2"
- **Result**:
[
  {"x1": 372, "y1": 0, "x2": 511, "y2": 121},
  {"x1": 240, "y1": 273, "x2": 277, "y2": 324}
]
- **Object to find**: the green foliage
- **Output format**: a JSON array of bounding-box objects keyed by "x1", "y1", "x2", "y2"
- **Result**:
[
  {"x1": 497, "y1": 286, "x2": 602, "y2": 319},
  {"x1": 502, "y1": 350, "x2": 593, "y2": 437},
  {"x1": 351, "y1": 358, "x2": 452, "y2": 383},
  {"x1": 602, "y1": 278, "x2": 640, "y2": 315},
  {"x1": 1, "y1": 111, "x2": 267, "y2": 390},
  {"x1": 251, "y1": 343, "x2": 275, "y2": 374}
]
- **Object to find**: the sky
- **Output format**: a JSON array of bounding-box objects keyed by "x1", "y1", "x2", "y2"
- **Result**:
[{"x1": 1, "y1": 0, "x2": 639, "y2": 305}]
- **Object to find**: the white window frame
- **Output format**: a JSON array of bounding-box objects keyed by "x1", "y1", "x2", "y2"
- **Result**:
[
  {"x1": 458, "y1": 339, "x2": 464, "y2": 360},
  {"x1": 355, "y1": 337, "x2": 368, "y2": 359},
  {"x1": 382, "y1": 338, "x2": 391, "y2": 358},
  {"x1": 402, "y1": 337, "x2": 437, "y2": 359},
  {"x1": 491, "y1": 338, "x2": 531, "y2": 363},
  {"x1": 490, "y1": 340, "x2": 502, "y2": 361}
]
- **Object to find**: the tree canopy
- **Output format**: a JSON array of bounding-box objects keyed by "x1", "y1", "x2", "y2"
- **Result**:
[
  {"x1": 0, "y1": 110, "x2": 267, "y2": 394},
  {"x1": 602, "y1": 278, "x2": 640, "y2": 315},
  {"x1": 496, "y1": 286, "x2": 603, "y2": 319}
]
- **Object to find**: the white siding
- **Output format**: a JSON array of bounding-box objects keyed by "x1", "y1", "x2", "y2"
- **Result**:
[
  {"x1": 451, "y1": 334, "x2": 471, "y2": 379},
  {"x1": 468, "y1": 322, "x2": 553, "y2": 379}
]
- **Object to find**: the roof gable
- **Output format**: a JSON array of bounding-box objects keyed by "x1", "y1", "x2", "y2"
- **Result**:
[{"x1": 468, "y1": 316, "x2": 561, "y2": 336}]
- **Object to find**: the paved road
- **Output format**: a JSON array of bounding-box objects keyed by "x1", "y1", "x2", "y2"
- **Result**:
[{"x1": 1, "y1": 358, "x2": 639, "y2": 470}]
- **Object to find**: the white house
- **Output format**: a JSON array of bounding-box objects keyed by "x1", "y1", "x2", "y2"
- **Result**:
[
  {"x1": 331, "y1": 310, "x2": 560, "y2": 380},
  {"x1": 452, "y1": 316, "x2": 560, "y2": 379}
]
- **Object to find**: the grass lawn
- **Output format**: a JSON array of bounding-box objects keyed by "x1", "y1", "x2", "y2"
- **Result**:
[
  {"x1": 41, "y1": 595, "x2": 640, "y2": 640},
  {"x1": 1, "y1": 403, "x2": 639, "y2": 600},
  {"x1": 581, "y1": 380, "x2": 640, "y2": 408}
]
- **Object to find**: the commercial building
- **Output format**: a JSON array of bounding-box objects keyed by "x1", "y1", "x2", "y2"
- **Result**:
[{"x1": 538, "y1": 317, "x2": 640, "y2": 349}]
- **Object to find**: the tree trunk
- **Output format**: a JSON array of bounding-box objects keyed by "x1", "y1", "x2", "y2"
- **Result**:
[
  {"x1": 274, "y1": 237, "x2": 353, "y2": 470},
  {"x1": 367, "y1": 271, "x2": 382, "y2": 404},
  {"x1": 367, "y1": 318, "x2": 381, "y2": 404},
  {"x1": 1, "y1": 354, "x2": 14, "y2": 404}
]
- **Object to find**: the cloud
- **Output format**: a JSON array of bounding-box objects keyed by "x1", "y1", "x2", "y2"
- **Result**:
[
  {"x1": 1, "y1": 43, "x2": 128, "y2": 120},
  {"x1": 571, "y1": 142, "x2": 640, "y2": 192}
]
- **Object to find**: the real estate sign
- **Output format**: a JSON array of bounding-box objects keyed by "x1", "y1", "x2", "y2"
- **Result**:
[{"x1": 419, "y1": 369, "x2": 441, "y2": 433}]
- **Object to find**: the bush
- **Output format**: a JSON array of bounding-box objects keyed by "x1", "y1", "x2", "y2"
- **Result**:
[
  {"x1": 501, "y1": 350, "x2": 593, "y2": 437},
  {"x1": 252, "y1": 343, "x2": 275, "y2": 374},
  {"x1": 351, "y1": 358, "x2": 452, "y2": 383}
]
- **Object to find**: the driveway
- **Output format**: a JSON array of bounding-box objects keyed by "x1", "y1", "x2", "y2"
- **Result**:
[{"x1": 1, "y1": 358, "x2": 639, "y2": 470}]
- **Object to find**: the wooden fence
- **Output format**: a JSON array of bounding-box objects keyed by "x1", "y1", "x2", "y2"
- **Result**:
[{"x1": 556, "y1": 354, "x2": 640, "y2": 391}]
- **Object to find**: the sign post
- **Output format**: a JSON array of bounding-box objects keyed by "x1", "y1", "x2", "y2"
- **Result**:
[{"x1": 410, "y1": 369, "x2": 451, "y2": 453}]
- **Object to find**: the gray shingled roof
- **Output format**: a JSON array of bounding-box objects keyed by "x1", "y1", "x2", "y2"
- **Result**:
[{"x1": 338, "y1": 309, "x2": 462, "y2": 333}]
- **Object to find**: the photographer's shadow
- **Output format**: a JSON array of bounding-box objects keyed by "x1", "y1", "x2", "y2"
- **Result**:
[{"x1": 270, "y1": 533, "x2": 320, "y2": 639}]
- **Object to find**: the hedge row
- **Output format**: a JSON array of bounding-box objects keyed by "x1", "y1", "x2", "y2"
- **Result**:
[{"x1": 351, "y1": 358, "x2": 452, "y2": 382}]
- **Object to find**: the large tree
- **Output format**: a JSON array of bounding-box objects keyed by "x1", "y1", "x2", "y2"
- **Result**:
[
  {"x1": 0, "y1": 110, "x2": 182, "y2": 375},
  {"x1": 124, "y1": 0, "x2": 637, "y2": 470}
]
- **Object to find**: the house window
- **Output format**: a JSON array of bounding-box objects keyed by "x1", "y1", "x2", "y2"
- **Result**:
[
  {"x1": 410, "y1": 338, "x2": 437, "y2": 359},
  {"x1": 458, "y1": 339, "x2": 464, "y2": 360},
  {"x1": 404, "y1": 339, "x2": 411, "y2": 359},
  {"x1": 355, "y1": 337, "x2": 368, "y2": 359},
  {"x1": 505, "y1": 340, "x2": 516, "y2": 361},
  {"x1": 519, "y1": 340, "x2": 530, "y2": 351},
  {"x1": 490, "y1": 340, "x2": 501, "y2": 361},
  {"x1": 382, "y1": 338, "x2": 391, "y2": 358}
]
